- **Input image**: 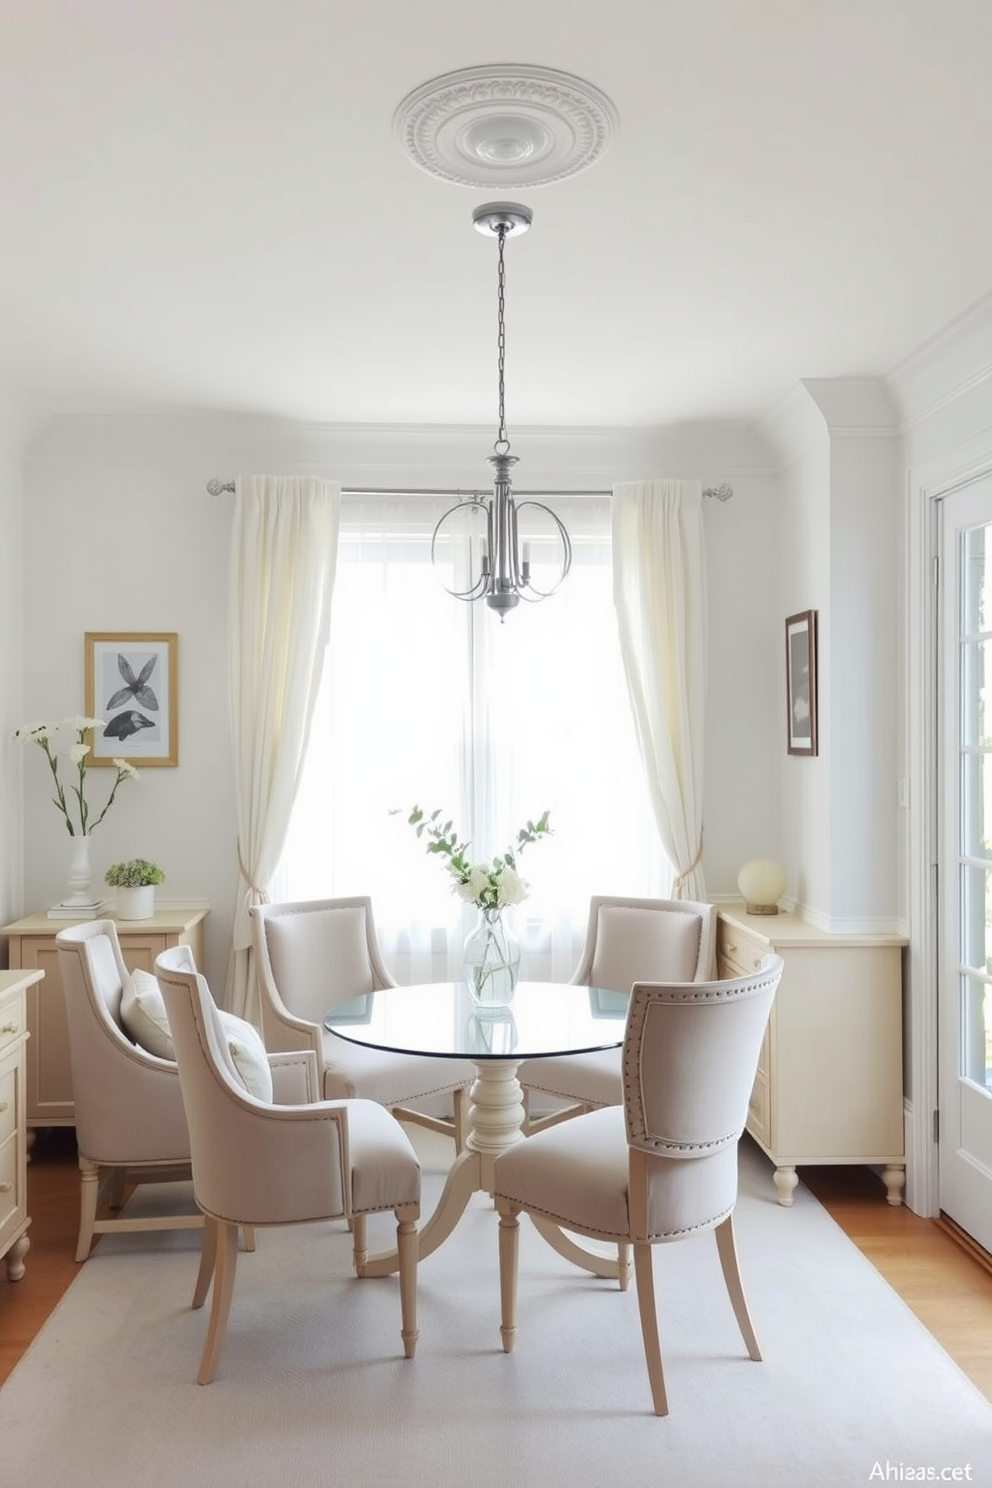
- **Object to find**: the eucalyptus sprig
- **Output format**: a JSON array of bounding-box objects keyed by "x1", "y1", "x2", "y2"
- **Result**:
[{"x1": 395, "y1": 806, "x2": 552, "y2": 912}]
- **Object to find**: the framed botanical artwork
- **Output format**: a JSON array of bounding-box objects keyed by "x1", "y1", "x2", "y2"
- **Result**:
[
  {"x1": 84, "y1": 632, "x2": 178, "y2": 767},
  {"x1": 785, "y1": 610, "x2": 818, "y2": 756}
]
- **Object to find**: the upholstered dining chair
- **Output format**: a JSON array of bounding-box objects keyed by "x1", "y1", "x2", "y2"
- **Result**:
[
  {"x1": 54, "y1": 919, "x2": 207, "y2": 1263},
  {"x1": 155, "y1": 945, "x2": 422, "y2": 1384},
  {"x1": 493, "y1": 954, "x2": 784, "y2": 1417},
  {"x1": 252, "y1": 896, "x2": 472, "y2": 1147},
  {"x1": 520, "y1": 895, "x2": 718, "y2": 1134}
]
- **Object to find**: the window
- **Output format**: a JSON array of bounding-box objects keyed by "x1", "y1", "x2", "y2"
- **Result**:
[{"x1": 276, "y1": 493, "x2": 670, "y2": 981}]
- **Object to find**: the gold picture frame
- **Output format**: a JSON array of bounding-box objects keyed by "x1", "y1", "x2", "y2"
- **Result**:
[
  {"x1": 84, "y1": 632, "x2": 178, "y2": 767},
  {"x1": 785, "y1": 610, "x2": 817, "y2": 756}
]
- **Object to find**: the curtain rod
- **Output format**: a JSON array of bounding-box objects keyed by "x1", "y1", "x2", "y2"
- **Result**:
[{"x1": 206, "y1": 480, "x2": 734, "y2": 501}]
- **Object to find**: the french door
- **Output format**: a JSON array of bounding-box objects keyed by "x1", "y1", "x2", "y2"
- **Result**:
[{"x1": 938, "y1": 473, "x2": 992, "y2": 1250}]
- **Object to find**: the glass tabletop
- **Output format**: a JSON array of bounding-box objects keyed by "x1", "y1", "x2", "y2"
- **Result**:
[{"x1": 323, "y1": 980, "x2": 629, "y2": 1061}]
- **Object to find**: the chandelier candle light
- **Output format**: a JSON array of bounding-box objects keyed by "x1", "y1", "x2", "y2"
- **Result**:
[
  {"x1": 431, "y1": 203, "x2": 571, "y2": 620},
  {"x1": 398, "y1": 805, "x2": 551, "y2": 1006}
]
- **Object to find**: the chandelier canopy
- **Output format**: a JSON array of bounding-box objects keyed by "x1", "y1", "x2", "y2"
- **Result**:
[{"x1": 431, "y1": 202, "x2": 571, "y2": 619}]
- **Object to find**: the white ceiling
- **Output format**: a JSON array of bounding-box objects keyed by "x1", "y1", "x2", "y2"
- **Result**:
[{"x1": 3, "y1": 1, "x2": 992, "y2": 431}]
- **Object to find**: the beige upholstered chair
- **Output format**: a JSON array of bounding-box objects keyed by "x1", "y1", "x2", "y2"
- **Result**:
[
  {"x1": 252, "y1": 897, "x2": 472, "y2": 1146},
  {"x1": 494, "y1": 954, "x2": 784, "y2": 1417},
  {"x1": 520, "y1": 895, "x2": 718, "y2": 1134},
  {"x1": 155, "y1": 945, "x2": 421, "y2": 1384},
  {"x1": 55, "y1": 919, "x2": 206, "y2": 1262}
]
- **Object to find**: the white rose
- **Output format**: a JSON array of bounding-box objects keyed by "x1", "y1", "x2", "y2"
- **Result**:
[{"x1": 496, "y1": 867, "x2": 527, "y2": 906}]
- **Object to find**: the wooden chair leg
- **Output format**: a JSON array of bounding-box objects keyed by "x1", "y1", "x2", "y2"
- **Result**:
[
  {"x1": 197, "y1": 1221, "x2": 239, "y2": 1385},
  {"x1": 633, "y1": 1241, "x2": 668, "y2": 1417},
  {"x1": 395, "y1": 1203, "x2": 419, "y2": 1359},
  {"x1": 496, "y1": 1200, "x2": 520, "y2": 1353},
  {"x1": 352, "y1": 1213, "x2": 368, "y2": 1276},
  {"x1": 617, "y1": 1241, "x2": 632, "y2": 1291},
  {"x1": 75, "y1": 1157, "x2": 100, "y2": 1262},
  {"x1": 192, "y1": 1215, "x2": 218, "y2": 1309},
  {"x1": 108, "y1": 1166, "x2": 126, "y2": 1211},
  {"x1": 715, "y1": 1213, "x2": 762, "y2": 1361}
]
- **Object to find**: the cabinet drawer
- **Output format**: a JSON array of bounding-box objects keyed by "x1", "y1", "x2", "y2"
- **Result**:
[
  {"x1": 716, "y1": 919, "x2": 768, "y2": 976},
  {"x1": 0, "y1": 986, "x2": 25, "y2": 1059},
  {"x1": 0, "y1": 1065, "x2": 16, "y2": 1146},
  {"x1": 0, "y1": 1128, "x2": 18, "y2": 1232}
]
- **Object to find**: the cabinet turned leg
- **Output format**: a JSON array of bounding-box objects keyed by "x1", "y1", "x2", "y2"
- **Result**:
[
  {"x1": 5, "y1": 1232, "x2": 30, "y2": 1281},
  {"x1": 882, "y1": 1164, "x2": 906, "y2": 1206},
  {"x1": 773, "y1": 1165, "x2": 799, "y2": 1206}
]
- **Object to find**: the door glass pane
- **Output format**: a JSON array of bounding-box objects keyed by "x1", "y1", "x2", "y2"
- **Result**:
[
  {"x1": 959, "y1": 524, "x2": 992, "y2": 1091},
  {"x1": 961, "y1": 863, "x2": 992, "y2": 970},
  {"x1": 961, "y1": 974, "x2": 992, "y2": 1089},
  {"x1": 961, "y1": 638, "x2": 992, "y2": 748},
  {"x1": 961, "y1": 749, "x2": 992, "y2": 857},
  {"x1": 963, "y1": 523, "x2": 992, "y2": 634}
]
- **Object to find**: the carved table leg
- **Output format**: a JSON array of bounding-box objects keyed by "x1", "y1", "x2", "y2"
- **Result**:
[{"x1": 362, "y1": 1059, "x2": 526, "y2": 1278}]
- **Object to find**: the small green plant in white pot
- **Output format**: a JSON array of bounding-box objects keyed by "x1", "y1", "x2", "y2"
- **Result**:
[{"x1": 104, "y1": 859, "x2": 165, "y2": 920}]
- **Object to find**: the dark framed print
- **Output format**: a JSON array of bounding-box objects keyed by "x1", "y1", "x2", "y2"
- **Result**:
[
  {"x1": 84, "y1": 632, "x2": 178, "y2": 767},
  {"x1": 785, "y1": 610, "x2": 818, "y2": 756}
]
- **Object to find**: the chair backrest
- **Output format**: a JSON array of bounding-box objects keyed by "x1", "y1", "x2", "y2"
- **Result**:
[
  {"x1": 251, "y1": 897, "x2": 394, "y2": 1030},
  {"x1": 55, "y1": 919, "x2": 190, "y2": 1163},
  {"x1": 623, "y1": 955, "x2": 784, "y2": 1157},
  {"x1": 155, "y1": 950, "x2": 349, "y2": 1224},
  {"x1": 572, "y1": 896, "x2": 718, "y2": 993}
]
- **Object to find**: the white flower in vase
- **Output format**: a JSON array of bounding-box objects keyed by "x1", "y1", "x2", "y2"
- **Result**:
[{"x1": 395, "y1": 805, "x2": 552, "y2": 1006}]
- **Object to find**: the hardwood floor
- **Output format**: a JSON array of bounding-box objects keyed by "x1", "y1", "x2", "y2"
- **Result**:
[{"x1": 3, "y1": 1128, "x2": 992, "y2": 1401}]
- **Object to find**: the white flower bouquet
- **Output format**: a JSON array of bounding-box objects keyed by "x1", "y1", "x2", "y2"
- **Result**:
[
  {"x1": 16, "y1": 717, "x2": 137, "y2": 835},
  {"x1": 398, "y1": 806, "x2": 551, "y2": 911}
]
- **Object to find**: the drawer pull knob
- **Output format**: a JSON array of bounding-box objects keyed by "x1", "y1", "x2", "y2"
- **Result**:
[
  {"x1": 0, "y1": 1182, "x2": 11, "y2": 1194},
  {"x1": 0, "y1": 1101, "x2": 7, "y2": 1114},
  {"x1": 0, "y1": 1022, "x2": 16, "y2": 1035}
]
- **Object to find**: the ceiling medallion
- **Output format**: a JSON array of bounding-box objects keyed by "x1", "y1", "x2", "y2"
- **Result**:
[{"x1": 394, "y1": 63, "x2": 618, "y2": 188}]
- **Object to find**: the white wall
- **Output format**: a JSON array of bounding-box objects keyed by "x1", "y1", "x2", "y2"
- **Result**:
[
  {"x1": 759, "y1": 379, "x2": 902, "y2": 931},
  {"x1": 18, "y1": 413, "x2": 780, "y2": 993},
  {"x1": 0, "y1": 381, "x2": 27, "y2": 927}
]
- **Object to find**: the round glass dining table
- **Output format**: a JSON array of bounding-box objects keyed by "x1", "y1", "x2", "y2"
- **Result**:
[{"x1": 325, "y1": 980, "x2": 629, "y2": 1280}]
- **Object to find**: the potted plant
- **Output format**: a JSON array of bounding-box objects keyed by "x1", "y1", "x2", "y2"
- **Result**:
[{"x1": 104, "y1": 858, "x2": 165, "y2": 920}]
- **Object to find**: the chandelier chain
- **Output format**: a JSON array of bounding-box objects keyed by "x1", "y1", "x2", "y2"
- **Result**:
[{"x1": 495, "y1": 224, "x2": 509, "y2": 456}]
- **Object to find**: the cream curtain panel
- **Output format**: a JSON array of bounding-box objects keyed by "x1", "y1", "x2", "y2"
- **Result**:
[
  {"x1": 225, "y1": 474, "x2": 340, "y2": 1020},
  {"x1": 612, "y1": 479, "x2": 708, "y2": 901}
]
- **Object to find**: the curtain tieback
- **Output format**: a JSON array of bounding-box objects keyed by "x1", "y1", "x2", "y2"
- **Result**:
[
  {"x1": 670, "y1": 837, "x2": 703, "y2": 900},
  {"x1": 237, "y1": 843, "x2": 269, "y2": 903}
]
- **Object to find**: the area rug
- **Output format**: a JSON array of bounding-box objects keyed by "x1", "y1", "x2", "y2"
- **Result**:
[{"x1": 2, "y1": 1132, "x2": 991, "y2": 1488}]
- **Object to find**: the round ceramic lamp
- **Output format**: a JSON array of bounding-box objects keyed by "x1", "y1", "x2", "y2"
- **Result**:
[{"x1": 737, "y1": 859, "x2": 785, "y2": 915}]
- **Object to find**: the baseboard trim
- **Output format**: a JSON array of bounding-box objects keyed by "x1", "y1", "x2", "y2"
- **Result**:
[{"x1": 936, "y1": 1213, "x2": 992, "y2": 1277}]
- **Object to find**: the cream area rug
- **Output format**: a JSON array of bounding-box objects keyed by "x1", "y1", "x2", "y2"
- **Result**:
[{"x1": 2, "y1": 1131, "x2": 991, "y2": 1488}]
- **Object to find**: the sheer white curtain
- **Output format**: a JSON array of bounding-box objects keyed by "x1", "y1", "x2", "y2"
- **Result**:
[
  {"x1": 225, "y1": 474, "x2": 340, "y2": 1019},
  {"x1": 275, "y1": 493, "x2": 670, "y2": 983},
  {"x1": 612, "y1": 479, "x2": 708, "y2": 901}
]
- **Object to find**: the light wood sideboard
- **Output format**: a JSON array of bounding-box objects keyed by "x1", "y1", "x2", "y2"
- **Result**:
[
  {"x1": 717, "y1": 904, "x2": 907, "y2": 1207},
  {"x1": 1, "y1": 908, "x2": 208, "y2": 1130},
  {"x1": 0, "y1": 968, "x2": 43, "y2": 1279}
]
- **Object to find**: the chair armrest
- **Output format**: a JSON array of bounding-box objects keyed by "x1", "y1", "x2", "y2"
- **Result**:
[{"x1": 267, "y1": 1048, "x2": 320, "y2": 1105}]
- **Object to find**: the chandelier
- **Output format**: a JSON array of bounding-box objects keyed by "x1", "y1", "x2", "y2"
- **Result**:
[{"x1": 431, "y1": 202, "x2": 571, "y2": 619}]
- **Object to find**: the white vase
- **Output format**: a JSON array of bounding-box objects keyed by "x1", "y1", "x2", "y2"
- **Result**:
[
  {"x1": 463, "y1": 908, "x2": 521, "y2": 1008},
  {"x1": 62, "y1": 835, "x2": 94, "y2": 907},
  {"x1": 115, "y1": 884, "x2": 155, "y2": 920}
]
